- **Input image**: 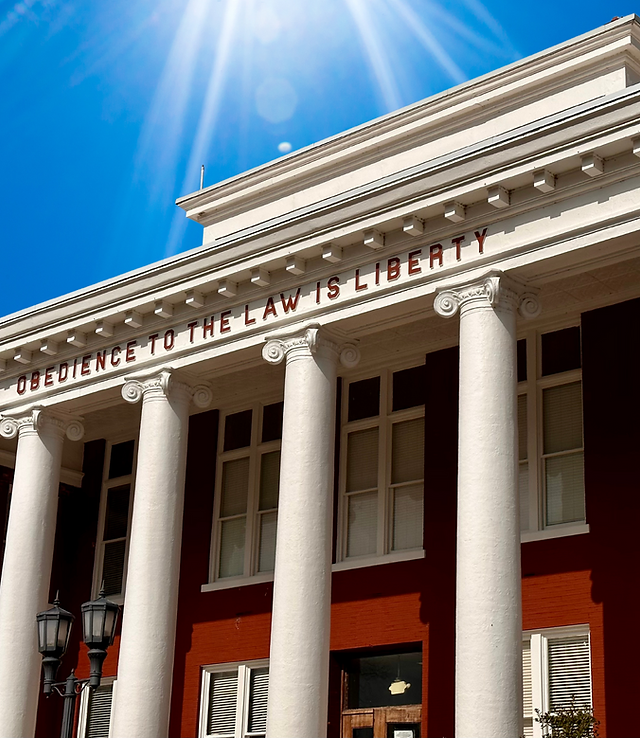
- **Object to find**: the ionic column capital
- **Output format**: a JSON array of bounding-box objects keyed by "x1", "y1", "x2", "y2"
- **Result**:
[
  {"x1": 262, "y1": 322, "x2": 360, "y2": 368},
  {"x1": 434, "y1": 270, "x2": 541, "y2": 320},
  {"x1": 121, "y1": 368, "x2": 212, "y2": 408},
  {"x1": 0, "y1": 406, "x2": 84, "y2": 442}
]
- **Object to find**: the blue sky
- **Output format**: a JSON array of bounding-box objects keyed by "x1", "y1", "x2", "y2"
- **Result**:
[{"x1": 1, "y1": 0, "x2": 636, "y2": 318}]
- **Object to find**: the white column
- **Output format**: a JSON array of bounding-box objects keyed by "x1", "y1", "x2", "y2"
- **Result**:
[
  {"x1": 262, "y1": 324, "x2": 359, "y2": 738},
  {"x1": 110, "y1": 369, "x2": 211, "y2": 738},
  {"x1": 434, "y1": 271, "x2": 540, "y2": 738},
  {"x1": 0, "y1": 408, "x2": 83, "y2": 738}
]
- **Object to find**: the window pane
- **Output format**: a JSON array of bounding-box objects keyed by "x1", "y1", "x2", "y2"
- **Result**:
[
  {"x1": 103, "y1": 484, "x2": 130, "y2": 540},
  {"x1": 348, "y1": 376, "x2": 380, "y2": 422},
  {"x1": 543, "y1": 382, "x2": 583, "y2": 454},
  {"x1": 392, "y1": 365, "x2": 425, "y2": 411},
  {"x1": 545, "y1": 452, "x2": 585, "y2": 526},
  {"x1": 519, "y1": 462, "x2": 529, "y2": 532},
  {"x1": 102, "y1": 540, "x2": 126, "y2": 596},
  {"x1": 347, "y1": 491, "x2": 377, "y2": 557},
  {"x1": 517, "y1": 395, "x2": 527, "y2": 462},
  {"x1": 347, "y1": 428, "x2": 379, "y2": 492},
  {"x1": 248, "y1": 667, "x2": 269, "y2": 733},
  {"x1": 517, "y1": 339, "x2": 527, "y2": 383},
  {"x1": 219, "y1": 518, "x2": 246, "y2": 578},
  {"x1": 548, "y1": 635, "x2": 591, "y2": 710},
  {"x1": 542, "y1": 326, "x2": 581, "y2": 376},
  {"x1": 262, "y1": 402, "x2": 283, "y2": 443},
  {"x1": 259, "y1": 451, "x2": 280, "y2": 511},
  {"x1": 108, "y1": 440, "x2": 134, "y2": 479},
  {"x1": 207, "y1": 671, "x2": 238, "y2": 736},
  {"x1": 224, "y1": 409, "x2": 253, "y2": 451},
  {"x1": 220, "y1": 458, "x2": 250, "y2": 517},
  {"x1": 258, "y1": 512, "x2": 277, "y2": 573},
  {"x1": 392, "y1": 484, "x2": 423, "y2": 551},
  {"x1": 391, "y1": 419, "x2": 424, "y2": 484},
  {"x1": 345, "y1": 650, "x2": 422, "y2": 709}
]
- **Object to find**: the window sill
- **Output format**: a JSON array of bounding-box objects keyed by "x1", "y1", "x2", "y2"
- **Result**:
[
  {"x1": 332, "y1": 548, "x2": 425, "y2": 572},
  {"x1": 521, "y1": 523, "x2": 589, "y2": 543},
  {"x1": 201, "y1": 572, "x2": 275, "y2": 593}
]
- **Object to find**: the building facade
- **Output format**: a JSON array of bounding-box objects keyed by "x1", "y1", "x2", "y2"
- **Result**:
[{"x1": 1, "y1": 15, "x2": 640, "y2": 738}]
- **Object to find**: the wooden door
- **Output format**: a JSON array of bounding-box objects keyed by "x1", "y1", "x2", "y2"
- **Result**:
[{"x1": 341, "y1": 706, "x2": 421, "y2": 738}]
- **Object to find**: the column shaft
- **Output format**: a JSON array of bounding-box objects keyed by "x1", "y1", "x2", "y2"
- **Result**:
[
  {"x1": 435, "y1": 273, "x2": 539, "y2": 738},
  {"x1": 110, "y1": 374, "x2": 194, "y2": 737},
  {"x1": 0, "y1": 411, "x2": 80, "y2": 738},
  {"x1": 263, "y1": 327, "x2": 358, "y2": 738}
]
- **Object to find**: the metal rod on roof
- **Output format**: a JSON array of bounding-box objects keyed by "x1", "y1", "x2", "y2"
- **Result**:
[{"x1": 200, "y1": 164, "x2": 205, "y2": 190}]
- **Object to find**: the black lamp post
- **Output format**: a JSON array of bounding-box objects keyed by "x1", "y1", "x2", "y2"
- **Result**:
[{"x1": 36, "y1": 589, "x2": 119, "y2": 738}]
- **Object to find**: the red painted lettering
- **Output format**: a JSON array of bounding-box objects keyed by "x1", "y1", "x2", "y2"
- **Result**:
[
  {"x1": 111, "y1": 347, "x2": 121, "y2": 367},
  {"x1": 316, "y1": 281, "x2": 321, "y2": 305},
  {"x1": 149, "y1": 334, "x2": 159, "y2": 355},
  {"x1": 452, "y1": 235, "x2": 465, "y2": 261},
  {"x1": 126, "y1": 340, "x2": 137, "y2": 361},
  {"x1": 430, "y1": 243, "x2": 443, "y2": 268},
  {"x1": 72, "y1": 359, "x2": 78, "y2": 379},
  {"x1": 187, "y1": 322, "x2": 198, "y2": 343},
  {"x1": 375, "y1": 262, "x2": 381, "y2": 286},
  {"x1": 30, "y1": 371, "x2": 40, "y2": 391},
  {"x1": 59, "y1": 363, "x2": 68, "y2": 382},
  {"x1": 244, "y1": 305, "x2": 256, "y2": 326},
  {"x1": 475, "y1": 228, "x2": 488, "y2": 254},
  {"x1": 355, "y1": 269, "x2": 368, "y2": 291},
  {"x1": 387, "y1": 257, "x2": 401, "y2": 281},
  {"x1": 44, "y1": 367, "x2": 54, "y2": 387},
  {"x1": 327, "y1": 276, "x2": 340, "y2": 300},
  {"x1": 203, "y1": 317, "x2": 214, "y2": 339},
  {"x1": 220, "y1": 311, "x2": 231, "y2": 333},
  {"x1": 95, "y1": 351, "x2": 106, "y2": 371},
  {"x1": 81, "y1": 355, "x2": 91, "y2": 376},
  {"x1": 263, "y1": 297, "x2": 277, "y2": 320},
  {"x1": 280, "y1": 288, "x2": 301, "y2": 313},
  {"x1": 17, "y1": 375, "x2": 27, "y2": 395},
  {"x1": 163, "y1": 332, "x2": 174, "y2": 351},
  {"x1": 408, "y1": 250, "x2": 422, "y2": 275}
]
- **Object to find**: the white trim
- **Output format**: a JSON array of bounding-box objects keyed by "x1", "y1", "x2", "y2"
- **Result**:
[
  {"x1": 198, "y1": 659, "x2": 269, "y2": 738},
  {"x1": 0, "y1": 449, "x2": 84, "y2": 487},
  {"x1": 522, "y1": 523, "x2": 590, "y2": 544},
  {"x1": 332, "y1": 547, "x2": 425, "y2": 572}
]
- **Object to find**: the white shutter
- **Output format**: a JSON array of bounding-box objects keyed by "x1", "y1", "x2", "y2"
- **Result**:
[
  {"x1": 522, "y1": 641, "x2": 533, "y2": 738},
  {"x1": 247, "y1": 667, "x2": 269, "y2": 736},
  {"x1": 207, "y1": 671, "x2": 239, "y2": 737},
  {"x1": 85, "y1": 683, "x2": 113, "y2": 738},
  {"x1": 548, "y1": 634, "x2": 591, "y2": 710}
]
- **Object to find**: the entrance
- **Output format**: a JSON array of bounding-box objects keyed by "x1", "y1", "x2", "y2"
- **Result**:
[{"x1": 339, "y1": 647, "x2": 422, "y2": 738}]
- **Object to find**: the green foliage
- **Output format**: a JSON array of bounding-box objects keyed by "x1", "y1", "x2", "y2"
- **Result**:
[{"x1": 535, "y1": 697, "x2": 600, "y2": 738}]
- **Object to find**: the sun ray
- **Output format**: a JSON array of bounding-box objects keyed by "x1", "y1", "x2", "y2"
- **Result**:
[{"x1": 344, "y1": 0, "x2": 404, "y2": 113}]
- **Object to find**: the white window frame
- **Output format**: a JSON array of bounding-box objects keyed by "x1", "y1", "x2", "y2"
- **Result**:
[
  {"x1": 198, "y1": 659, "x2": 269, "y2": 738},
  {"x1": 91, "y1": 437, "x2": 137, "y2": 603},
  {"x1": 335, "y1": 361, "x2": 426, "y2": 569},
  {"x1": 204, "y1": 401, "x2": 282, "y2": 591},
  {"x1": 523, "y1": 625, "x2": 592, "y2": 738},
  {"x1": 519, "y1": 326, "x2": 589, "y2": 543},
  {"x1": 77, "y1": 676, "x2": 116, "y2": 738}
]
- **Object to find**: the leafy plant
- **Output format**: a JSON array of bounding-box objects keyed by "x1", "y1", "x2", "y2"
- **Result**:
[{"x1": 535, "y1": 697, "x2": 600, "y2": 738}]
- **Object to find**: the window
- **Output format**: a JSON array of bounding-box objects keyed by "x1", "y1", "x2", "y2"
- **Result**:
[
  {"x1": 199, "y1": 660, "x2": 269, "y2": 738},
  {"x1": 78, "y1": 679, "x2": 115, "y2": 738},
  {"x1": 338, "y1": 365, "x2": 425, "y2": 565},
  {"x1": 522, "y1": 626, "x2": 592, "y2": 738},
  {"x1": 518, "y1": 327, "x2": 586, "y2": 539},
  {"x1": 93, "y1": 439, "x2": 136, "y2": 600},
  {"x1": 209, "y1": 402, "x2": 282, "y2": 585}
]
